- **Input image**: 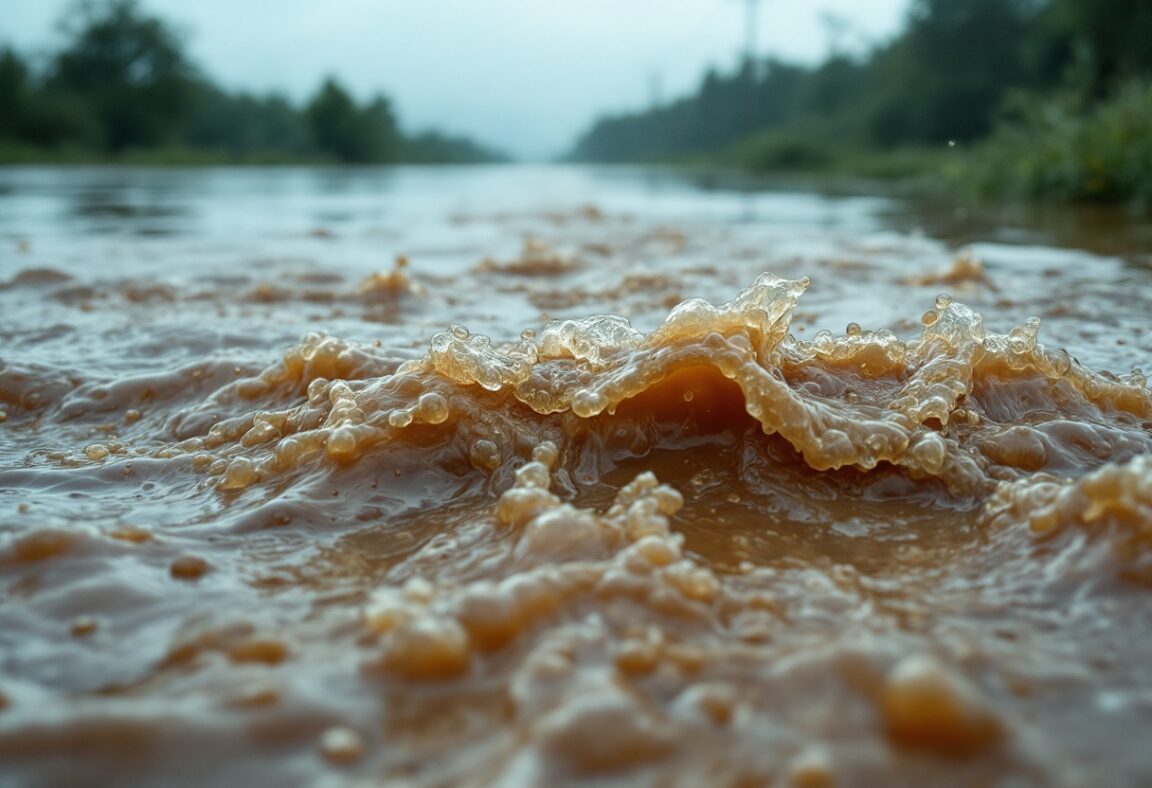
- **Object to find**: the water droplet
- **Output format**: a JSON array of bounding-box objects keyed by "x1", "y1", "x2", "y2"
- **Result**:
[
  {"x1": 417, "y1": 392, "x2": 449, "y2": 424},
  {"x1": 85, "y1": 444, "x2": 110, "y2": 462},
  {"x1": 935, "y1": 294, "x2": 953, "y2": 310},
  {"x1": 306, "y1": 377, "x2": 330, "y2": 405},
  {"x1": 319, "y1": 726, "x2": 365, "y2": 765},
  {"x1": 326, "y1": 426, "x2": 357, "y2": 459},
  {"x1": 449, "y1": 324, "x2": 469, "y2": 341},
  {"x1": 846, "y1": 322, "x2": 862, "y2": 337},
  {"x1": 219, "y1": 457, "x2": 257, "y2": 490},
  {"x1": 921, "y1": 310, "x2": 939, "y2": 326}
]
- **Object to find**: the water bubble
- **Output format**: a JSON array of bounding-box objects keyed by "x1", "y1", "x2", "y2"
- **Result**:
[
  {"x1": 417, "y1": 392, "x2": 449, "y2": 424},
  {"x1": 326, "y1": 426, "x2": 357, "y2": 459},
  {"x1": 306, "y1": 378, "x2": 330, "y2": 404},
  {"x1": 388, "y1": 410, "x2": 414, "y2": 428},
  {"x1": 327, "y1": 381, "x2": 353, "y2": 404},
  {"x1": 71, "y1": 616, "x2": 98, "y2": 637},
  {"x1": 449, "y1": 324, "x2": 469, "y2": 341},
  {"x1": 170, "y1": 555, "x2": 210, "y2": 580},
  {"x1": 935, "y1": 294, "x2": 953, "y2": 310},
  {"x1": 85, "y1": 444, "x2": 110, "y2": 462},
  {"x1": 319, "y1": 726, "x2": 365, "y2": 765},
  {"x1": 515, "y1": 461, "x2": 550, "y2": 489},
  {"x1": 571, "y1": 389, "x2": 608, "y2": 418},
  {"x1": 846, "y1": 322, "x2": 862, "y2": 337},
  {"x1": 682, "y1": 390, "x2": 695, "y2": 402},
  {"x1": 532, "y1": 441, "x2": 558, "y2": 468},
  {"x1": 921, "y1": 310, "x2": 939, "y2": 326},
  {"x1": 1008, "y1": 326, "x2": 1032, "y2": 354},
  {"x1": 520, "y1": 328, "x2": 536, "y2": 341},
  {"x1": 470, "y1": 439, "x2": 500, "y2": 470},
  {"x1": 219, "y1": 457, "x2": 257, "y2": 490}
]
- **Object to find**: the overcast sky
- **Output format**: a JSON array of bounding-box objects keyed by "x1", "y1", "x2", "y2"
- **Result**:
[{"x1": 2, "y1": 0, "x2": 911, "y2": 159}]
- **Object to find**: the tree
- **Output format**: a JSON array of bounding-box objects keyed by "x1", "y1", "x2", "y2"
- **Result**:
[
  {"x1": 1035, "y1": 0, "x2": 1152, "y2": 96},
  {"x1": 48, "y1": 0, "x2": 198, "y2": 151},
  {"x1": 866, "y1": 0, "x2": 1041, "y2": 146},
  {"x1": 306, "y1": 77, "x2": 400, "y2": 163},
  {"x1": 0, "y1": 48, "x2": 30, "y2": 140}
]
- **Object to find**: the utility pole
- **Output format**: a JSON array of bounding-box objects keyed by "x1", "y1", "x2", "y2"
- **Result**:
[
  {"x1": 648, "y1": 69, "x2": 663, "y2": 109},
  {"x1": 738, "y1": 0, "x2": 762, "y2": 133},
  {"x1": 744, "y1": 0, "x2": 760, "y2": 65}
]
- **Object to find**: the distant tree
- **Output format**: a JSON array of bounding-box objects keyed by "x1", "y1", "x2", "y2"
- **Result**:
[
  {"x1": 403, "y1": 130, "x2": 506, "y2": 164},
  {"x1": 0, "y1": 1, "x2": 502, "y2": 163},
  {"x1": 1036, "y1": 0, "x2": 1152, "y2": 96},
  {"x1": 358, "y1": 95, "x2": 401, "y2": 162},
  {"x1": 0, "y1": 48, "x2": 30, "y2": 139},
  {"x1": 306, "y1": 78, "x2": 400, "y2": 163},
  {"x1": 866, "y1": 0, "x2": 1040, "y2": 146},
  {"x1": 186, "y1": 83, "x2": 309, "y2": 158},
  {"x1": 48, "y1": 0, "x2": 198, "y2": 151}
]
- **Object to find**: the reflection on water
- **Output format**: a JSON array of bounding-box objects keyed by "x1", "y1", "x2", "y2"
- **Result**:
[{"x1": 1, "y1": 165, "x2": 1151, "y2": 786}]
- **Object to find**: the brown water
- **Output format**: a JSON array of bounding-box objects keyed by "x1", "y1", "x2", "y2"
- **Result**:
[{"x1": 2, "y1": 165, "x2": 1152, "y2": 787}]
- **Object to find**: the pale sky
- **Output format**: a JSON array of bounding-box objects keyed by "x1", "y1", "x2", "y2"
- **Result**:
[{"x1": 2, "y1": 0, "x2": 911, "y2": 159}]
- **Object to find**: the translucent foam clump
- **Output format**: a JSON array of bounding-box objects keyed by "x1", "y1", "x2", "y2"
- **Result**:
[
  {"x1": 363, "y1": 465, "x2": 729, "y2": 696},
  {"x1": 537, "y1": 315, "x2": 643, "y2": 364},
  {"x1": 150, "y1": 273, "x2": 1151, "y2": 498},
  {"x1": 984, "y1": 455, "x2": 1152, "y2": 583},
  {"x1": 425, "y1": 328, "x2": 534, "y2": 391},
  {"x1": 647, "y1": 272, "x2": 809, "y2": 351},
  {"x1": 881, "y1": 655, "x2": 1003, "y2": 756}
]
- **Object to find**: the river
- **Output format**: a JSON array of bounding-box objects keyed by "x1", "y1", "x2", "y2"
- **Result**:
[{"x1": 1, "y1": 164, "x2": 1151, "y2": 786}]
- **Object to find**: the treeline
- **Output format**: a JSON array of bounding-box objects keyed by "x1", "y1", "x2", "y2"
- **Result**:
[
  {"x1": 569, "y1": 0, "x2": 1152, "y2": 205},
  {"x1": 0, "y1": 0, "x2": 505, "y2": 164}
]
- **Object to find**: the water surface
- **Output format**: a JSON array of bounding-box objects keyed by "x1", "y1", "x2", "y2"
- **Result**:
[{"x1": 2, "y1": 165, "x2": 1151, "y2": 786}]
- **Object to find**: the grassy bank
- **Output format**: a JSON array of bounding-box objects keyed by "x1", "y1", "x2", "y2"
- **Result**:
[
  {"x1": 955, "y1": 82, "x2": 1152, "y2": 210},
  {"x1": 713, "y1": 80, "x2": 1152, "y2": 212}
]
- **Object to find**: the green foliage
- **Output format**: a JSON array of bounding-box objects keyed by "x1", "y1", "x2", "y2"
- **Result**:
[
  {"x1": 403, "y1": 131, "x2": 509, "y2": 165},
  {"x1": 0, "y1": 48, "x2": 30, "y2": 139},
  {"x1": 958, "y1": 82, "x2": 1152, "y2": 209},
  {"x1": 725, "y1": 127, "x2": 839, "y2": 172},
  {"x1": 186, "y1": 85, "x2": 309, "y2": 158},
  {"x1": 1037, "y1": 0, "x2": 1152, "y2": 96},
  {"x1": 569, "y1": 0, "x2": 1152, "y2": 208},
  {"x1": 306, "y1": 79, "x2": 400, "y2": 163},
  {"x1": 569, "y1": 60, "x2": 816, "y2": 162},
  {"x1": 49, "y1": 0, "x2": 198, "y2": 151},
  {"x1": 0, "y1": 0, "x2": 502, "y2": 164},
  {"x1": 866, "y1": 0, "x2": 1043, "y2": 147}
]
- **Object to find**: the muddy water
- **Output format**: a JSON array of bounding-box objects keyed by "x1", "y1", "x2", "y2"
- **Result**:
[{"x1": 2, "y1": 165, "x2": 1152, "y2": 787}]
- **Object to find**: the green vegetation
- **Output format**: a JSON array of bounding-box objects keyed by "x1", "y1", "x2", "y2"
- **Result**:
[
  {"x1": 0, "y1": 0, "x2": 505, "y2": 164},
  {"x1": 959, "y1": 84, "x2": 1152, "y2": 209},
  {"x1": 569, "y1": 0, "x2": 1152, "y2": 208}
]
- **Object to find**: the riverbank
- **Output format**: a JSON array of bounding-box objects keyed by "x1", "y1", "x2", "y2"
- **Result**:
[{"x1": 711, "y1": 80, "x2": 1152, "y2": 214}]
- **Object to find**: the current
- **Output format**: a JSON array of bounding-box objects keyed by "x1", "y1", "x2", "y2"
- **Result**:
[{"x1": 1, "y1": 165, "x2": 1152, "y2": 787}]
